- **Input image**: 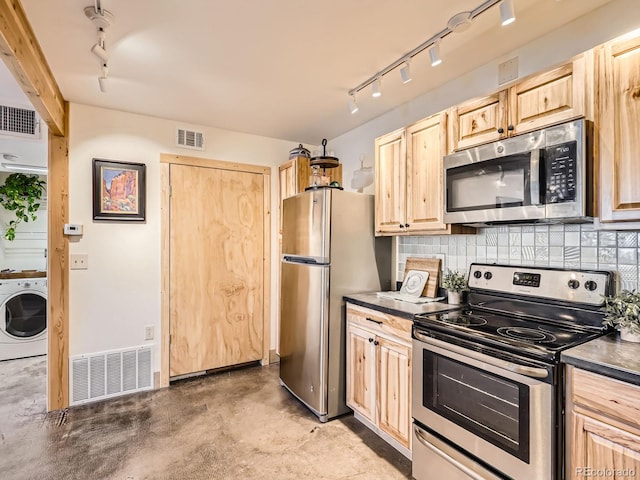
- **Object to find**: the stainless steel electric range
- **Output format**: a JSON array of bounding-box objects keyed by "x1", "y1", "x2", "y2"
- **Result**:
[{"x1": 411, "y1": 263, "x2": 614, "y2": 480}]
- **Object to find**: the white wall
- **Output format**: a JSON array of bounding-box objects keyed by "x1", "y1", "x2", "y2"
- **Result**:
[
  {"x1": 68, "y1": 103, "x2": 296, "y2": 370},
  {"x1": 330, "y1": 0, "x2": 640, "y2": 193}
]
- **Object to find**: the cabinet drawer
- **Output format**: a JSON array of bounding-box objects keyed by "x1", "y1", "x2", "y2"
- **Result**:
[
  {"x1": 571, "y1": 368, "x2": 640, "y2": 429},
  {"x1": 346, "y1": 304, "x2": 412, "y2": 342}
]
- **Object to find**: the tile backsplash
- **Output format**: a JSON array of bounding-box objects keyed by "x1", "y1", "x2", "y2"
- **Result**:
[{"x1": 397, "y1": 225, "x2": 640, "y2": 292}]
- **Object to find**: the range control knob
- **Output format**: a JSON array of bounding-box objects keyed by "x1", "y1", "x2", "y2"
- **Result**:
[
  {"x1": 584, "y1": 280, "x2": 598, "y2": 291},
  {"x1": 473, "y1": 270, "x2": 482, "y2": 279},
  {"x1": 484, "y1": 272, "x2": 493, "y2": 280},
  {"x1": 568, "y1": 279, "x2": 580, "y2": 289}
]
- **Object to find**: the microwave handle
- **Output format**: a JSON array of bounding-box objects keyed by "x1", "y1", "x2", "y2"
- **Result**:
[{"x1": 530, "y1": 149, "x2": 541, "y2": 205}]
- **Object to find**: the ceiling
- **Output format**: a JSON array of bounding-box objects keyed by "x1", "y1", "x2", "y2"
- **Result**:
[{"x1": 9, "y1": 0, "x2": 616, "y2": 145}]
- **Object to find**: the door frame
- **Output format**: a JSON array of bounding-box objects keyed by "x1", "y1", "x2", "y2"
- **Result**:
[
  {"x1": 159, "y1": 154, "x2": 271, "y2": 386},
  {"x1": 0, "y1": 0, "x2": 69, "y2": 411}
]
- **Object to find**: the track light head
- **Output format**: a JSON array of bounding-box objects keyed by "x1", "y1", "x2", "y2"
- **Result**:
[
  {"x1": 429, "y1": 42, "x2": 442, "y2": 67},
  {"x1": 98, "y1": 76, "x2": 108, "y2": 93},
  {"x1": 400, "y1": 61, "x2": 412, "y2": 84},
  {"x1": 500, "y1": 0, "x2": 516, "y2": 26},
  {"x1": 348, "y1": 94, "x2": 359, "y2": 114},
  {"x1": 91, "y1": 43, "x2": 109, "y2": 62},
  {"x1": 372, "y1": 78, "x2": 382, "y2": 98}
]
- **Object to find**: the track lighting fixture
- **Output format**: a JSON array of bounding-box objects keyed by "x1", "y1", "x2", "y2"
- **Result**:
[
  {"x1": 98, "y1": 64, "x2": 108, "y2": 93},
  {"x1": 429, "y1": 42, "x2": 442, "y2": 67},
  {"x1": 500, "y1": 0, "x2": 516, "y2": 26},
  {"x1": 91, "y1": 40, "x2": 109, "y2": 62},
  {"x1": 347, "y1": 0, "x2": 515, "y2": 114},
  {"x1": 400, "y1": 61, "x2": 412, "y2": 84},
  {"x1": 372, "y1": 78, "x2": 382, "y2": 98},
  {"x1": 348, "y1": 94, "x2": 359, "y2": 114},
  {"x1": 85, "y1": 1, "x2": 114, "y2": 93}
]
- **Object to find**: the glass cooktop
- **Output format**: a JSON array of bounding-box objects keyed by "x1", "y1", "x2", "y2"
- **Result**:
[{"x1": 414, "y1": 307, "x2": 605, "y2": 361}]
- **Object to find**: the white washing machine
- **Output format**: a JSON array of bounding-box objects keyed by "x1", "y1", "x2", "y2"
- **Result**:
[{"x1": 0, "y1": 278, "x2": 47, "y2": 361}]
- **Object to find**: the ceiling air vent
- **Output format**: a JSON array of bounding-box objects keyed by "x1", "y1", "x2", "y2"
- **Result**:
[
  {"x1": 0, "y1": 104, "x2": 40, "y2": 139},
  {"x1": 176, "y1": 127, "x2": 205, "y2": 151}
]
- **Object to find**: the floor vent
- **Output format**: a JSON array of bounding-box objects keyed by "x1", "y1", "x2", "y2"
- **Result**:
[
  {"x1": 176, "y1": 127, "x2": 205, "y2": 151},
  {"x1": 0, "y1": 104, "x2": 40, "y2": 139},
  {"x1": 70, "y1": 345, "x2": 153, "y2": 406}
]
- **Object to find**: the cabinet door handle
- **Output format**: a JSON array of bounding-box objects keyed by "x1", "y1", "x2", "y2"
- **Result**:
[
  {"x1": 374, "y1": 340, "x2": 379, "y2": 346},
  {"x1": 368, "y1": 337, "x2": 374, "y2": 343},
  {"x1": 365, "y1": 317, "x2": 383, "y2": 325},
  {"x1": 507, "y1": 124, "x2": 514, "y2": 131},
  {"x1": 399, "y1": 224, "x2": 404, "y2": 228},
  {"x1": 497, "y1": 127, "x2": 504, "y2": 134},
  {"x1": 404, "y1": 223, "x2": 410, "y2": 228}
]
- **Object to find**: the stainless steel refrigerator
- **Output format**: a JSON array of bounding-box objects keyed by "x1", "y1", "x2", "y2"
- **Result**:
[{"x1": 279, "y1": 188, "x2": 391, "y2": 422}]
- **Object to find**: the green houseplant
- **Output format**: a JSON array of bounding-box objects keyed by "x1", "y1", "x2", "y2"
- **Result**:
[
  {"x1": 602, "y1": 290, "x2": 640, "y2": 343},
  {"x1": 442, "y1": 269, "x2": 468, "y2": 305},
  {"x1": 0, "y1": 173, "x2": 46, "y2": 241}
]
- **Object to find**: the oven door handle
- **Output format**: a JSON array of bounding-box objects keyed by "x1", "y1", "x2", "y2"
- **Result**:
[
  {"x1": 414, "y1": 425, "x2": 488, "y2": 480},
  {"x1": 413, "y1": 330, "x2": 549, "y2": 379}
]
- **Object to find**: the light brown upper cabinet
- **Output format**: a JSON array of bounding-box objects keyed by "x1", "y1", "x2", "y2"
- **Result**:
[
  {"x1": 278, "y1": 155, "x2": 342, "y2": 232},
  {"x1": 375, "y1": 113, "x2": 472, "y2": 236},
  {"x1": 597, "y1": 34, "x2": 640, "y2": 223},
  {"x1": 451, "y1": 53, "x2": 592, "y2": 151}
]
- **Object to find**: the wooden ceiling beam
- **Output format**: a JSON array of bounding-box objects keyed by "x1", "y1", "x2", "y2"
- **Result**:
[{"x1": 0, "y1": 0, "x2": 65, "y2": 136}]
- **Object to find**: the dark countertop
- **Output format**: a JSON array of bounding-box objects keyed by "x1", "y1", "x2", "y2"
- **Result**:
[
  {"x1": 344, "y1": 292, "x2": 461, "y2": 320},
  {"x1": 562, "y1": 333, "x2": 640, "y2": 386}
]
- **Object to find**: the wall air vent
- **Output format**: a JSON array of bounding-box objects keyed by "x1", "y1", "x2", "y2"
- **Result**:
[
  {"x1": 70, "y1": 345, "x2": 153, "y2": 405},
  {"x1": 0, "y1": 104, "x2": 40, "y2": 139},
  {"x1": 176, "y1": 127, "x2": 205, "y2": 151}
]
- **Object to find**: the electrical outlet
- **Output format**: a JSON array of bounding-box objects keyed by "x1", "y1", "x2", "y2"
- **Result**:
[
  {"x1": 70, "y1": 254, "x2": 88, "y2": 270},
  {"x1": 144, "y1": 326, "x2": 154, "y2": 341}
]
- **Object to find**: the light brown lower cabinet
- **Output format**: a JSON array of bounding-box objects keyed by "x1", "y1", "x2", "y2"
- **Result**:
[
  {"x1": 566, "y1": 366, "x2": 640, "y2": 480},
  {"x1": 346, "y1": 303, "x2": 412, "y2": 458}
]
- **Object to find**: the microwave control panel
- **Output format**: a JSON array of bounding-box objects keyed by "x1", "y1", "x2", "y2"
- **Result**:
[{"x1": 545, "y1": 141, "x2": 577, "y2": 204}]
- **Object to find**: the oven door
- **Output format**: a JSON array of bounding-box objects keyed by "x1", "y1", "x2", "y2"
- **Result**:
[{"x1": 412, "y1": 330, "x2": 554, "y2": 480}]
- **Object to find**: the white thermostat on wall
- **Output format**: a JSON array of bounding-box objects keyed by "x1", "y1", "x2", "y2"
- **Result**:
[{"x1": 63, "y1": 224, "x2": 83, "y2": 235}]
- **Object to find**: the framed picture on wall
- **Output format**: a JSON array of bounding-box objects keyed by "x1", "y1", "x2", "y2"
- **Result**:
[{"x1": 92, "y1": 159, "x2": 146, "y2": 221}]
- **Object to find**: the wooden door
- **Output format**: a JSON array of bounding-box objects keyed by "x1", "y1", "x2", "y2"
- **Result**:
[
  {"x1": 509, "y1": 54, "x2": 587, "y2": 135},
  {"x1": 451, "y1": 91, "x2": 507, "y2": 150},
  {"x1": 346, "y1": 323, "x2": 376, "y2": 422},
  {"x1": 598, "y1": 36, "x2": 640, "y2": 222},
  {"x1": 374, "y1": 128, "x2": 406, "y2": 235},
  {"x1": 405, "y1": 113, "x2": 448, "y2": 233},
  {"x1": 376, "y1": 336, "x2": 411, "y2": 448},
  {"x1": 169, "y1": 163, "x2": 264, "y2": 376},
  {"x1": 571, "y1": 412, "x2": 640, "y2": 479}
]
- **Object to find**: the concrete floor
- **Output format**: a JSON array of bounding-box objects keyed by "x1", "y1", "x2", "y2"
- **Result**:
[{"x1": 0, "y1": 356, "x2": 411, "y2": 480}]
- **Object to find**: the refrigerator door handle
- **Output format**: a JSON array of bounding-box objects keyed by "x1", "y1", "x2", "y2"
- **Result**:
[{"x1": 282, "y1": 255, "x2": 328, "y2": 265}]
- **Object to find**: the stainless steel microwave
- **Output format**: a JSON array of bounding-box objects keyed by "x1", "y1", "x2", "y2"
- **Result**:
[{"x1": 443, "y1": 119, "x2": 592, "y2": 225}]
